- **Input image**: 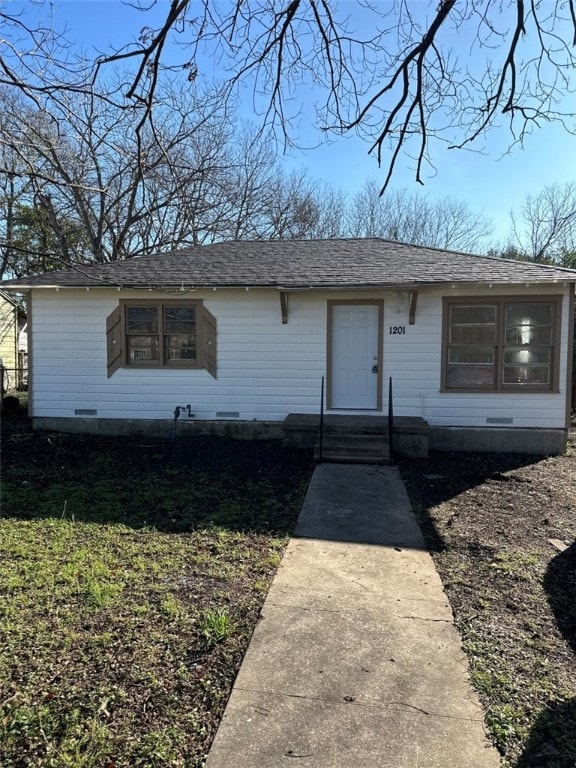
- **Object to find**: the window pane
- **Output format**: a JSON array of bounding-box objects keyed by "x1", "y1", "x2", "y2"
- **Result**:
[
  {"x1": 505, "y1": 326, "x2": 552, "y2": 345},
  {"x1": 450, "y1": 326, "x2": 497, "y2": 344},
  {"x1": 166, "y1": 334, "x2": 197, "y2": 361},
  {"x1": 126, "y1": 307, "x2": 158, "y2": 334},
  {"x1": 164, "y1": 306, "x2": 196, "y2": 333},
  {"x1": 503, "y1": 348, "x2": 550, "y2": 365},
  {"x1": 128, "y1": 336, "x2": 159, "y2": 361},
  {"x1": 506, "y1": 304, "x2": 552, "y2": 326},
  {"x1": 450, "y1": 305, "x2": 497, "y2": 325},
  {"x1": 505, "y1": 304, "x2": 552, "y2": 345},
  {"x1": 448, "y1": 347, "x2": 495, "y2": 364},
  {"x1": 447, "y1": 365, "x2": 495, "y2": 387},
  {"x1": 449, "y1": 305, "x2": 497, "y2": 345},
  {"x1": 503, "y1": 365, "x2": 550, "y2": 385}
]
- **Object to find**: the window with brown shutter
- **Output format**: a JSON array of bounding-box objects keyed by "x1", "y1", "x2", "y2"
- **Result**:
[{"x1": 106, "y1": 300, "x2": 217, "y2": 378}]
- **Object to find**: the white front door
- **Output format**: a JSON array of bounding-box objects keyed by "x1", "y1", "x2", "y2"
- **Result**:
[{"x1": 330, "y1": 304, "x2": 379, "y2": 409}]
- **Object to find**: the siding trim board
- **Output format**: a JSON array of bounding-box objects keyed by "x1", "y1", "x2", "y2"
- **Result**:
[
  {"x1": 27, "y1": 291, "x2": 33, "y2": 418},
  {"x1": 567, "y1": 282, "x2": 575, "y2": 425}
]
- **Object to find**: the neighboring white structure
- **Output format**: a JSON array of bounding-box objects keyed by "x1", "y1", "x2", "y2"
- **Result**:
[{"x1": 3, "y1": 239, "x2": 575, "y2": 452}]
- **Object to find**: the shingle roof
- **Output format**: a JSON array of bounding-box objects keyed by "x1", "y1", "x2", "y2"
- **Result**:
[{"x1": 3, "y1": 238, "x2": 576, "y2": 289}]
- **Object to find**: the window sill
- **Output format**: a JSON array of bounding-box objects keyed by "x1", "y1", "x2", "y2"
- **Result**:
[
  {"x1": 440, "y1": 387, "x2": 560, "y2": 395},
  {"x1": 124, "y1": 363, "x2": 202, "y2": 370}
]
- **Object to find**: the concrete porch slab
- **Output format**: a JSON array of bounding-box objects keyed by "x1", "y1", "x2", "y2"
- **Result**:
[{"x1": 283, "y1": 414, "x2": 430, "y2": 458}]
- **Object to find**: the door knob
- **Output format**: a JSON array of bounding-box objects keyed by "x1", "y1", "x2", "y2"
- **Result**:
[{"x1": 372, "y1": 364, "x2": 378, "y2": 373}]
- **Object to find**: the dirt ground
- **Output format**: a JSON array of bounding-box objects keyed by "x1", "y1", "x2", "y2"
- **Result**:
[
  {"x1": 399, "y1": 429, "x2": 576, "y2": 767},
  {"x1": 1, "y1": 404, "x2": 575, "y2": 766}
]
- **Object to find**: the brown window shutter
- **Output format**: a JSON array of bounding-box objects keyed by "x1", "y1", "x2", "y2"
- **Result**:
[
  {"x1": 106, "y1": 306, "x2": 123, "y2": 377},
  {"x1": 199, "y1": 304, "x2": 217, "y2": 378}
]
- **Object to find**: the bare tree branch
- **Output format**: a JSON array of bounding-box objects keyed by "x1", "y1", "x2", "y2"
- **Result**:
[
  {"x1": 348, "y1": 178, "x2": 493, "y2": 251},
  {"x1": 1, "y1": 1, "x2": 576, "y2": 193},
  {"x1": 511, "y1": 181, "x2": 576, "y2": 261}
]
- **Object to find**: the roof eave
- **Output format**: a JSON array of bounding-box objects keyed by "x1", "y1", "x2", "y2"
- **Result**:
[{"x1": 3, "y1": 276, "x2": 576, "y2": 291}]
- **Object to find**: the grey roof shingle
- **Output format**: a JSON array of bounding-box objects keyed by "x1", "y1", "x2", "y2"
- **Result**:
[{"x1": 2, "y1": 238, "x2": 576, "y2": 289}]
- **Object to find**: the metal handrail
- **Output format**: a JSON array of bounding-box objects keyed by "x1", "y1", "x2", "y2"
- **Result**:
[
  {"x1": 388, "y1": 377, "x2": 394, "y2": 466},
  {"x1": 319, "y1": 375, "x2": 325, "y2": 463}
]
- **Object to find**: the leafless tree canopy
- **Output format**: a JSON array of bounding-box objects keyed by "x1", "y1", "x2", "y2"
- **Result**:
[
  {"x1": 509, "y1": 181, "x2": 576, "y2": 262},
  {"x1": 0, "y1": 80, "x2": 349, "y2": 278},
  {"x1": 2, "y1": 1, "x2": 575, "y2": 191},
  {"x1": 349, "y1": 178, "x2": 492, "y2": 251}
]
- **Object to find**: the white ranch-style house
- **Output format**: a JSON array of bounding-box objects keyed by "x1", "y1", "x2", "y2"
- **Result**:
[{"x1": 3, "y1": 238, "x2": 575, "y2": 455}]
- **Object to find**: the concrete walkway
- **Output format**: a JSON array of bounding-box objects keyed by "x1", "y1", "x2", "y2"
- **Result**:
[{"x1": 206, "y1": 464, "x2": 500, "y2": 768}]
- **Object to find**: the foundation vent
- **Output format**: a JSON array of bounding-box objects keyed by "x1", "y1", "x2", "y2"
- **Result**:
[
  {"x1": 486, "y1": 417, "x2": 513, "y2": 425},
  {"x1": 75, "y1": 409, "x2": 98, "y2": 416},
  {"x1": 216, "y1": 411, "x2": 240, "y2": 419}
]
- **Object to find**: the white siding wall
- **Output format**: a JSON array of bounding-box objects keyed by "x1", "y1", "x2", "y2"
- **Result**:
[{"x1": 30, "y1": 285, "x2": 571, "y2": 429}]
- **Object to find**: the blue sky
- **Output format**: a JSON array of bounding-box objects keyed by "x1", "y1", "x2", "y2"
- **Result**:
[{"x1": 17, "y1": 1, "x2": 576, "y2": 244}]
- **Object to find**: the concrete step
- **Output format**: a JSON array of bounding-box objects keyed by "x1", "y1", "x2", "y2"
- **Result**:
[
  {"x1": 283, "y1": 414, "x2": 429, "y2": 458},
  {"x1": 314, "y1": 434, "x2": 390, "y2": 464},
  {"x1": 320, "y1": 431, "x2": 390, "y2": 443}
]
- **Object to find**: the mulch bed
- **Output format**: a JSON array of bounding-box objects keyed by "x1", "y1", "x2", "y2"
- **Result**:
[{"x1": 399, "y1": 428, "x2": 576, "y2": 768}]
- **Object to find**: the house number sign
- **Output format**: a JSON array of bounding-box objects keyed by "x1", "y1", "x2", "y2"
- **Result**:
[{"x1": 389, "y1": 326, "x2": 406, "y2": 335}]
